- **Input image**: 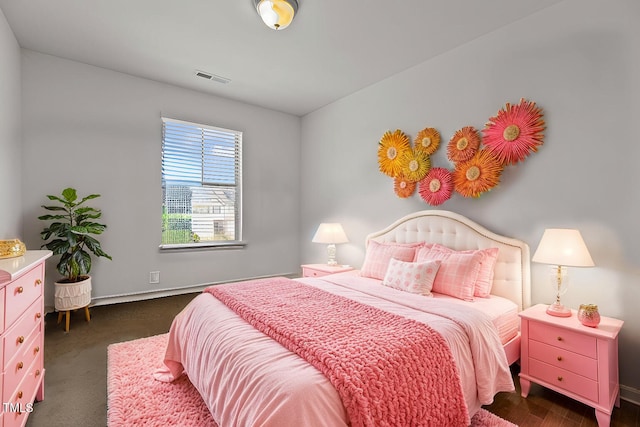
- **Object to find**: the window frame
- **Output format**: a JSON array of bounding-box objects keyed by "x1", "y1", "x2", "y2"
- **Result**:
[{"x1": 160, "y1": 117, "x2": 244, "y2": 251}]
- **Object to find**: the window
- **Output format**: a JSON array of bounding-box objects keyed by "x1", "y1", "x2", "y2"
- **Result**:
[{"x1": 161, "y1": 117, "x2": 242, "y2": 249}]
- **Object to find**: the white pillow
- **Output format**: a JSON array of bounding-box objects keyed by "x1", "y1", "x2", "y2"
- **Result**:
[{"x1": 382, "y1": 258, "x2": 441, "y2": 296}]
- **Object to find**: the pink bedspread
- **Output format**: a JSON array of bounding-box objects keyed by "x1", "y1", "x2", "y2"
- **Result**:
[
  {"x1": 154, "y1": 274, "x2": 514, "y2": 427},
  {"x1": 206, "y1": 277, "x2": 467, "y2": 427}
]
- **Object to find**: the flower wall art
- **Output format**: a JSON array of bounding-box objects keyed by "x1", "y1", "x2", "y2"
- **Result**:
[{"x1": 377, "y1": 98, "x2": 545, "y2": 205}]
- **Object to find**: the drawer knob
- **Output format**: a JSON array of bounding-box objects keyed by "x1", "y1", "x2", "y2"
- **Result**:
[
  {"x1": 35, "y1": 279, "x2": 42, "y2": 285},
  {"x1": 17, "y1": 361, "x2": 24, "y2": 370},
  {"x1": 557, "y1": 356, "x2": 563, "y2": 361},
  {"x1": 17, "y1": 286, "x2": 24, "y2": 294},
  {"x1": 36, "y1": 369, "x2": 41, "y2": 377},
  {"x1": 557, "y1": 376, "x2": 563, "y2": 382},
  {"x1": 556, "y1": 336, "x2": 563, "y2": 341},
  {"x1": 17, "y1": 391, "x2": 23, "y2": 399},
  {"x1": 17, "y1": 336, "x2": 25, "y2": 344},
  {"x1": 36, "y1": 312, "x2": 42, "y2": 319},
  {"x1": 34, "y1": 346, "x2": 40, "y2": 354}
]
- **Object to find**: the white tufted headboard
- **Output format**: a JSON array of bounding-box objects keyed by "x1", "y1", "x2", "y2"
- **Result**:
[{"x1": 366, "y1": 210, "x2": 531, "y2": 311}]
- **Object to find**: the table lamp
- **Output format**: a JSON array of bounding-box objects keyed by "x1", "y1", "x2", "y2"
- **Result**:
[
  {"x1": 532, "y1": 228, "x2": 594, "y2": 317},
  {"x1": 312, "y1": 223, "x2": 348, "y2": 266}
]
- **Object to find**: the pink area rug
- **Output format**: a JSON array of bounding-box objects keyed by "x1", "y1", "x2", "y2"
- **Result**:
[{"x1": 107, "y1": 333, "x2": 517, "y2": 427}]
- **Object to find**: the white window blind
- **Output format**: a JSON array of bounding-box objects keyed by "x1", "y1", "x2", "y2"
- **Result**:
[{"x1": 161, "y1": 117, "x2": 242, "y2": 248}]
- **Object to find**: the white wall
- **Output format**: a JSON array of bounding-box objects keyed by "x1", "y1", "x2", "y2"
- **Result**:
[
  {"x1": 0, "y1": 8, "x2": 22, "y2": 238},
  {"x1": 20, "y1": 51, "x2": 301, "y2": 307},
  {"x1": 301, "y1": 0, "x2": 640, "y2": 397}
]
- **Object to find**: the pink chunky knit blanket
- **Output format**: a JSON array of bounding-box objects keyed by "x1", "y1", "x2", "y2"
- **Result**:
[{"x1": 205, "y1": 277, "x2": 468, "y2": 427}]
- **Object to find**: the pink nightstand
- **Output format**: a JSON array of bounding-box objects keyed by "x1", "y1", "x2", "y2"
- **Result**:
[
  {"x1": 519, "y1": 304, "x2": 624, "y2": 427},
  {"x1": 301, "y1": 264, "x2": 354, "y2": 278}
]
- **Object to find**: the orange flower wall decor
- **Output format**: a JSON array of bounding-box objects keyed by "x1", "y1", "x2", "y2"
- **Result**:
[
  {"x1": 447, "y1": 126, "x2": 480, "y2": 163},
  {"x1": 418, "y1": 168, "x2": 453, "y2": 206},
  {"x1": 483, "y1": 98, "x2": 545, "y2": 165},
  {"x1": 378, "y1": 129, "x2": 411, "y2": 178},
  {"x1": 453, "y1": 149, "x2": 504, "y2": 198},
  {"x1": 400, "y1": 149, "x2": 431, "y2": 183},
  {"x1": 394, "y1": 175, "x2": 416, "y2": 198},
  {"x1": 414, "y1": 127, "x2": 441, "y2": 156}
]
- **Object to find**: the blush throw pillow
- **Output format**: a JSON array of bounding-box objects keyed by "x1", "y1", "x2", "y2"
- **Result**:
[
  {"x1": 415, "y1": 246, "x2": 483, "y2": 301},
  {"x1": 427, "y1": 244, "x2": 500, "y2": 298},
  {"x1": 360, "y1": 241, "x2": 420, "y2": 280},
  {"x1": 382, "y1": 258, "x2": 441, "y2": 296}
]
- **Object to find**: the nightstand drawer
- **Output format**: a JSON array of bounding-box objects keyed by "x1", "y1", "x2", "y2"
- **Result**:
[
  {"x1": 302, "y1": 268, "x2": 326, "y2": 277},
  {"x1": 529, "y1": 340, "x2": 597, "y2": 380},
  {"x1": 529, "y1": 358, "x2": 598, "y2": 402},
  {"x1": 529, "y1": 322, "x2": 596, "y2": 358},
  {"x1": 301, "y1": 264, "x2": 354, "y2": 278}
]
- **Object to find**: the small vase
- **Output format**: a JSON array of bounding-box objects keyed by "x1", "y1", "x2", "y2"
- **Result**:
[{"x1": 578, "y1": 304, "x2": 600, "y2": 328}]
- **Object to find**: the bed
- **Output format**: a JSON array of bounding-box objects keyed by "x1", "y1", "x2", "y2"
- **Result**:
[{"x1": 154, "y1": 210, "x2": 531, "y2": 427}]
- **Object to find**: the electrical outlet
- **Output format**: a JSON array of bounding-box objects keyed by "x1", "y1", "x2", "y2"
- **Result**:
[{"x1": 149, "y1": 271, "x2": 160, "y2": 284}]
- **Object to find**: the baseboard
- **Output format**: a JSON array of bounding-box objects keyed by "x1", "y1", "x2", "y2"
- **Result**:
[
  {"x1": 620, "y1": 384, "x2": 640, "y2": 406},
  {"x1": 44, "y1": 272, "x2": 298, "y2": 314}
]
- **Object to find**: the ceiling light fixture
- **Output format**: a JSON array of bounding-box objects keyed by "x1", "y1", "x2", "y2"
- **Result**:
[{"x1": 254, "y1": 0, "x2": 298, "y2": 30}]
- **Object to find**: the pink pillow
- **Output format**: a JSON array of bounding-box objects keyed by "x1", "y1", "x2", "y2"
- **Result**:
[
  {"x1": 360, "y1": 241, "x2": 420, "y2": 280},
  {"x1": 382, "y1": 258, "x2": 441, "y2": 296},
  {"x1": 427, "y1": 244, "x2": 499, "y2": 297},
  {"x1": 415, "y1": 246, "x2": 483, "y2": 301}
]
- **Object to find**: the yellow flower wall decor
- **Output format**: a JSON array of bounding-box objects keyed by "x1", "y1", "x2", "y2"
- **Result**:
[
  {"x1": 483, "y1": 98, "x2": 546, "y2": 165},
  {"x1": 447, "y1": 126, "x2": 480, "y2": 163},
  {"x1": 400, "y1": 149, "x2": 431, "y2": 183},
  {"x1": 453, "y1": 149, "x2": 504, "y2": 198},
  {"x1": 378, "y1": 129, "x2": 411, "y2": 177},
  {"x1": 394, "y1": 175, "x2": 416, "y2": 198},
  {"x1": 414, "y1": 127, "x2": 441, "y2": 156}
]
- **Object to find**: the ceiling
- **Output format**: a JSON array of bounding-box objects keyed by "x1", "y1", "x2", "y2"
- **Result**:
[{"x1": 0, "y1": 0, "x2": 563, "y2": 116}]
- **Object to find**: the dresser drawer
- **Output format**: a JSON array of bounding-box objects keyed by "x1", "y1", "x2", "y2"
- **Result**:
[
  {"x1": 0, "y1": 286, "x2": 5, "y2": 333},
  {"x1": 3, "y1": 330, "x2": 42, "y2": 401},
  {"x1": 529, "y1": 340, "x2": 597, "y2": 380},
  {"x1": 5, "y1": 264, "x2": 43, "y2": 329},
  {"x1": 3, "y1": 298, "x2": 43, "y2": 368},
  {"x1": 529, "y1": 322, "x2": 596, "y2": 358},
  {"x1": 529, "y1": 358, "x2": 598, "y2": 402},
  {"x1": 4, "y1": 356, "x2": 42, "y2": 427}
]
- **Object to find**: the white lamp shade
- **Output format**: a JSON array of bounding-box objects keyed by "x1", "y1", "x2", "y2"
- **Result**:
[
  {"x1": 255, "y1": 0, "x2": 298, "y2": 30},
  {"x1": 532, "y1": 228, "x2": 594, "y2": 267},
  {"x1": 312, "y1": 223, "x2": 348, "y2": 244}
]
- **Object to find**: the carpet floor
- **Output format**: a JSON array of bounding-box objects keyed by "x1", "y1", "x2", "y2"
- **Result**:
[{"x1": 107, "y1": 333, "x2": 517, "y2": 427}]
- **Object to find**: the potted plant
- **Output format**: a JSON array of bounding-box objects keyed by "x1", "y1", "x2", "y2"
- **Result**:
[{"x1": 39, "y1": 187, "x2": 112, "y2": 312}]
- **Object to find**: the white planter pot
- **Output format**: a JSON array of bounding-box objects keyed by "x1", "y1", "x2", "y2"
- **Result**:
[{"x1": 54, "y1": 276, "x2": 92, "y2": 311}]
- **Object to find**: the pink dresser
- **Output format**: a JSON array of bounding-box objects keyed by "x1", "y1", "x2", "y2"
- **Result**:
[
  {"x1": 519, "y1": 303, "x2": 624, "y2": 427},
  {"x1": 0, "y1": 250, "x2": 51, "y2": 427}
]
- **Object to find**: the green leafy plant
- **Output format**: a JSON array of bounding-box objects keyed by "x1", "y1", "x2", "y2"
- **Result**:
[{"x1": 39, "y1": 188, "x2": 112, "y2": 283}]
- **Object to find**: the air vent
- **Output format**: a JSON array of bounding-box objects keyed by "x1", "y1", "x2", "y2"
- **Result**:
[{"x1": 195, "y1": 70, "x2": 231, "y2": 84}]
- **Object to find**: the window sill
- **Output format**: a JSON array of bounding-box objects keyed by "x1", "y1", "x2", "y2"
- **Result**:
[{"x1": 159, "y1": 241, "x2": 247, "y2": 251}]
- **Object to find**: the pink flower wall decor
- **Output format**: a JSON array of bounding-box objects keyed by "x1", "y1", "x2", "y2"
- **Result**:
[
  {"x1": 418, "y1": 168, "x2": 453, "y2": 206},
  {"x1": 483, "y1": 98, "x2": 545, "y2": 165}
]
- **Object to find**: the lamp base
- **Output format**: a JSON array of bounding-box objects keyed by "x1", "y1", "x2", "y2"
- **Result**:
[{"x1": 546, "y1": 302, "x2": 572, "y2": 317}]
